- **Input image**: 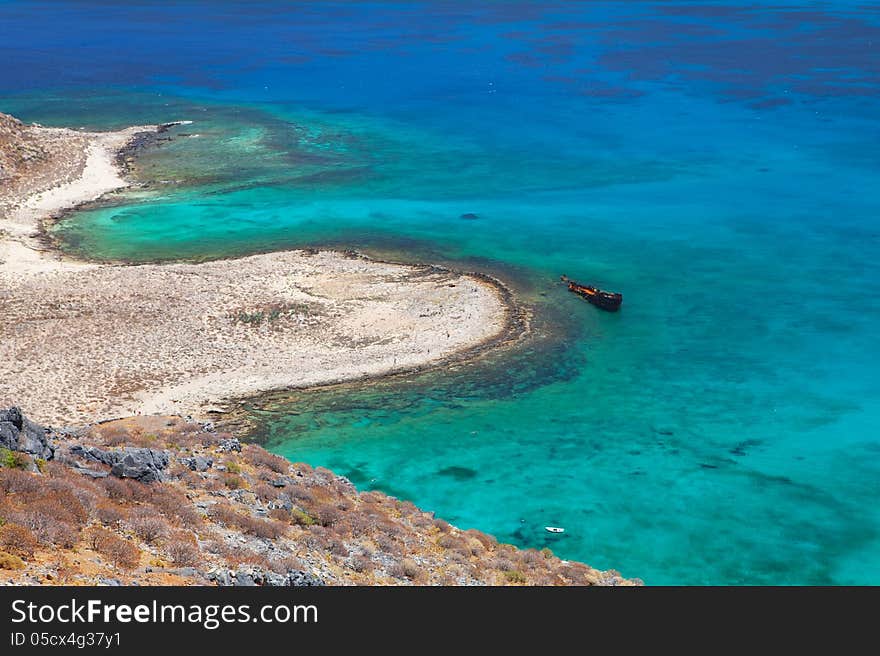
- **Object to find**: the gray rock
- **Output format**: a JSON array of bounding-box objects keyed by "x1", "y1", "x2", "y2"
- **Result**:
[
  {"x1": 110, "y1": 449, "x2": 168, "y2": 482},
  {"x1": 180, "y1": 455, "x2": 213, "y2": 472},
  {"x1": 270, "y1": 496, "x2": 293, "y2": 512},
  {"x1": 217, "y1": 437, "x2": 241, "y2": 453},
  {"x1": 73, "y1": 465, "x2": 109, "y2": 479},
  {"x1": 234, "y1": 572, "x2": 257, "y2": 587},
  {"x1": 99, "y1": 578, "x2": 121, "y2": 586},
  {"x1": 286, "y1": 570, "x2": 324, "y2": 587},
  {"x1": 70, "y1": 444, "x2": 168, "y2": 483},
  {"x1": 0, "y1": 407, "x2": 55, "y2": 461},
  {"x1": 207, "y1": 566, "x2": 323, "y2": 587},
  {"x1": 264, "y1": 572, "x2": 288, "y2": 586},
  {"x1": 271, "y1": 478, "x2": 288, "y2": 488}
]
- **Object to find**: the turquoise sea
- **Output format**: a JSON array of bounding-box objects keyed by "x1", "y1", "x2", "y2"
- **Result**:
[{"x1": 2, "y1": 2, "x2": 878, "y2": 584}]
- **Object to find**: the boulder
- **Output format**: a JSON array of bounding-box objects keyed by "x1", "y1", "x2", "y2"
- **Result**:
[
  {"x1": 111, "y1": 449, "x2": 169, "y2": 482},
  {"x1": 0, "y1": 407, "x2": 55, "y2": 461},
  {"x1": 70, "y1": 444, "x2": 169, "y2": 482},
  {"x1": 286, "y1": 570, "x2": 324, "y2": 587},
  {"x1": 207, "y1": 567, "x2": 324, "y2": 587},
  {"x1": 180, "y1": 455, "x2": 213, "y2": 472},
  {"x1": 217, "y1": 437, "x2": 241, "y2": 453}
]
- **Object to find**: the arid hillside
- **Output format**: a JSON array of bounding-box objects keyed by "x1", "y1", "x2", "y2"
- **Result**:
[{"x1": 0, "y1": 409, "x2": 637, "y2": 586}]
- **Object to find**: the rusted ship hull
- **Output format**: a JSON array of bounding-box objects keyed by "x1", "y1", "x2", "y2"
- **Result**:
[{"x1": 563, "y1": 278, "x2": 622, "y2": 311}]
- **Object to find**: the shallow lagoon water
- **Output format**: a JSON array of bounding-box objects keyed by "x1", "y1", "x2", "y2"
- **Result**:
[{"x1": 3, "y1": 1, "x2": 879, "y2": 583}]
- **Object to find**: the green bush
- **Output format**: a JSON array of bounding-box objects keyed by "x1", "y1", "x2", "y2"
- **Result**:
[
  {"x1": 0, "y1": 449, "x2": 30, "y2": 470},
  {"x1": 290, "y1": 509, "x2": 316, "y2": 527},
  {"x1": 504, "y1": 570, "x2": 528, "y2": 584}
]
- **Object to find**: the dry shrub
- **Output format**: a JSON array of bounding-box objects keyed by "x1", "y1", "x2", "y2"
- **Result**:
[
  {"x1": 388, "y1": 558, "x2": 421, "y2": 581},
  {"x1": 328, "y1": 540, "x2": 349, "y2": 557},
  {"x1": 243, "y1": 445, "x2": 289, "y2": 474},
  {"x1": 268, "y1": 507, "x2": 290, "y2": 522},
  {"x1": 0, "y1": 469, "x2": 41, "y2": 495},
  {"x1": 312, "y1": 502, "x2": 341, "y2": 528},
  {"x1": 268, "y1": 555, "x2": 304, "y2": 574},
  {"x1": 101, "y1": 477, "x2": 151, "y2": 503},
  {"x1": 128, "y1": 511, "x2": 170, "y2": 544},
  {"x1": 225, "y1": 549, "x2": 270, "y2": 569},
  {"x1": 253, "y1": 483, "x2": 279, "y2": 502},
  {"x1": 88, "y1": 527, "x2": 140, "y2": 569},
  {"x1": 242, "y1": 516, "x2": 286, "y2": 540},
  {"x1": 373, "y1": 534, "x2": 403, "y2": 557},
  {"x1": 347, "y1": 554, "x2": 372, "y2": 573},
  {"x1": 177, "y1": 422, "x2": 203, "y2": 435},
  {"x1": 150, "y1": 488, "x2": 202, "y2": 527},
  {"x1": 223, "y1": 473, "x2": 244, "y2": 489},
  {"x1": 208, "y1": 502, "x2": 241, "y2": 527},
  {"x1": 465, "y1": 529, "x2": 497, "y2": 551},
  {"x1": 289, "y1": 486, "x2": 314, "y2": 504},
  {"x1": 519, "y1": 549, "x2": 545, "y2": 568},
  {"x1": 178, "y1": 470, "x2": 203, "y2": 489},
  {"x1": 31, "y1": 488, "x2": 88, "y2": 526},
  {"x1": 50, "y1": 523, "x2": 80, "y2": 549},
  {"x1": 0, "y1": 523, "x2": 39, "y2": 558},
  {"x1": 290, "y1": 509, "x2": 316, "y2": 527},
  {"x1": 94, "y1": 501, "x2": 127, "y2": 528},
  {"x1": 396, "y1": 501, "x2": 419, "y2": 517},
  {"x1": 9, "y1": 510, "x2": 53, "y2": 543},
  {"x1": 432, "y1": 518, "x2": 452, "y2": 533},
  {"x1": 96, "y1": 424, "x2": 130, "y2": 446},
  {"x1": 207, "y1": 503, "x2": 285, "y2": 539},
  {"x1": 203, "y1": 539, "x2": 231, "y2": 557},
  {"x1": 301, "y1": 526, "x2": 331, "y2": 551},
  {"x1": 344, "y1": 512, "x2": 377, "y2": 537},
  {"x1": 165, "y1": 530, "x2": 201, "y2": 566},
  {"x1": 0, "y1": 550, "x2": 25, "y2": 570},
  {"x1": 359, "y1": 491, "x2": 381, "y2": 504},
  {"x1": 437, "y1": 533, "x2": 466, "y2": 551},
  {"x1": 409, "y1": 513, "x2": 435, "y2": 530},
  {"x1": 493, "y1": 557, "x2": 516, "y2": 572}
]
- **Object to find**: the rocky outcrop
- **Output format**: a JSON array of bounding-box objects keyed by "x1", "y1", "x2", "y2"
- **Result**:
[
  {"x1": 0, "y1": 113, "x2": 45, "y2": 182},
  {"x1": 217, "y1": 437, "x2": 241, "y2": 453},
  {"x1": 69, "y1": 444, "x2": 169, "y2": 482},
  {"x1": 180, "y1": 455, "x2": 213, "y2": 472},
  {"x1": 0, "y1": 407, "x2": 55, "y2": 461},
  {"x1": 207, "y1": 567, "x2": 324, "y2": 587}
]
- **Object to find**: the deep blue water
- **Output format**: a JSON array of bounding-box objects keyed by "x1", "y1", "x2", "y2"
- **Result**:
[{"x1": 2, "y1": 2, "x2": 878, "y2": 584}]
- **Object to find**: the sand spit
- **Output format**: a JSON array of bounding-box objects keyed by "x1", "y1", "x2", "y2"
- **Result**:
[{"x1": 0, "y1": 113, "x2": 514, "y2": 426}]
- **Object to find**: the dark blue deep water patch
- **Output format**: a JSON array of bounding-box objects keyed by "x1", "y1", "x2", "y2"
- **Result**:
[{"x1": 3, "y1": 1, "x2": 879, "y2": 584}]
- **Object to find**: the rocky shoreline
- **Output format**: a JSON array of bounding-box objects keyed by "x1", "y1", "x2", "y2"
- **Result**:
[{"x1": 0, "y1": 407, "x2": 638, "y2": 586}]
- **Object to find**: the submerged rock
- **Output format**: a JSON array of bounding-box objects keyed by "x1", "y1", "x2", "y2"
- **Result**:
[
  {"x1": 0, "y1": 406, "x2": 55, "y2": 461},
  {"x1": 460, "y1": 212, "x2": 479, "y2": 220}
]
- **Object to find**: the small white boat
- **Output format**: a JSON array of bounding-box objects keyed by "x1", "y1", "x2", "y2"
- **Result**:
[{"x1": 544, "y1": 526, "x2": 565, "y2": 534}]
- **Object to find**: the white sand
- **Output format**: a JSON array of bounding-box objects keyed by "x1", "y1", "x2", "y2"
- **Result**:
[{"x1": 0, "y1": 119, "x2": 515, "y2": 426}]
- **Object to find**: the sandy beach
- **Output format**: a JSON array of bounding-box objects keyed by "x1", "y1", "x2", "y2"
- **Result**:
[{"x1": 0, "y1": 113, "x2": 516, "y2": 426}]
